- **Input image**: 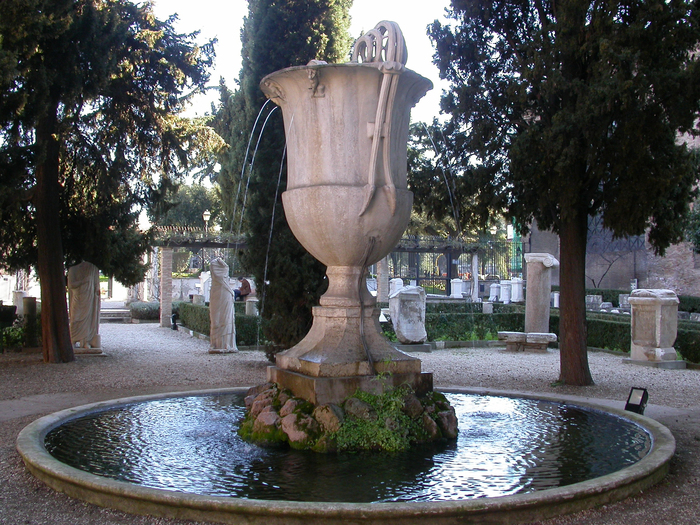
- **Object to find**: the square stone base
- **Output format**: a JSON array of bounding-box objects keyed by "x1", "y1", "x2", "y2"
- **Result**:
[
  {"x1": 622, "y1": 358, "x2": 687, "y2": 369},
  {"x1": 267, "y1": 366, "x2": 434, "y2": 405}
]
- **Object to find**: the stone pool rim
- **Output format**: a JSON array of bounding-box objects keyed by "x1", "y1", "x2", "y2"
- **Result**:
[{"x1": 16, "y1": 387, "x2": 675, "y2": 525}]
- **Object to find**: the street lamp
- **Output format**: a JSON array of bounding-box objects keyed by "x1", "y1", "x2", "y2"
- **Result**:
[{"x1": 202, "y1": 210, "x2": 211, "y2": 269}]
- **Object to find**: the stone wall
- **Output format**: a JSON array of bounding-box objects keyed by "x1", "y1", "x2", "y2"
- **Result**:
[
  {"x1": 642, "y1": 239, "x2": 700, "y2": 297},
  {"x1": 528, "y1": 222, "x2": 700, "y2": 296}
]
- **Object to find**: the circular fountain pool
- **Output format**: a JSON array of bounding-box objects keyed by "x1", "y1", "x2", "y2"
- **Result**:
[{"x1": 17, "y1": 388, "x2": 675, "y2": 524}]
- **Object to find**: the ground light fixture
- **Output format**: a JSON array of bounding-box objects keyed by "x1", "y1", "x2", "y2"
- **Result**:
[{"x1": 625, "y1": 387, "x2": 649, "y2": 415}]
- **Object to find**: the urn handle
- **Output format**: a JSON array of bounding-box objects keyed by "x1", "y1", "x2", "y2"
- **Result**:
[{"x1": 352, "y1": 21, "x2": 407, "y2": 217}]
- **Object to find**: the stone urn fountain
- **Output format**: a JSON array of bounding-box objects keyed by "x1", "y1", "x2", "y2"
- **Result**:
[{"x1": 261, "y1": 21, "x2": 433, "y2": 404}]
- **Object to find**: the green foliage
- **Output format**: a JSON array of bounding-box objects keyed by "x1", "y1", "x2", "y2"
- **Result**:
[
  {"x1": 429, "y1": 0, "x2": 700, "y2": 251},
  {"x1": 1, "y1": 320, "x2": 24, "y2": 351},
  {"x1": 151, "y1": 184, "x2": 223, "y2": 229},
  {"x1": 0, "y1": 0, "x2": 219, "y2": 282},
  {"x1": 580, "y1": 318, "x2": 631, "y2": 353},
  {"x1": 0, "y1": 0, "x2": 223, "y2": 361},
  {"x1": 210, "y1": 0, "x2": 352, "y2": 348},
  {"x1": 428, "y1": 0, "x2": 700, "y2": 384},
  {"x1": 129, "y1": 302, "x2": 160, "y2": 321},
  {"x1": 678, "y1": 296, "x2": 700, "y2": 314},
  {"x1": 176, "y1": 302, "x2": 263, "y2": 346},
  {"x1": 676, "y1": 329, "x2": 700, "y2": 364},
  {"x1": 333, "y1": 386, "x2": 430, "y2": 453},
  {"x1": 425, "y1": 313, "x2": 524, "y2": 341}
]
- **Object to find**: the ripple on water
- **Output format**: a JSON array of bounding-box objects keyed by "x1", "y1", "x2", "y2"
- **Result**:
[{"x1": 44, "y1": 393, "x2": 651, "y2": 503}]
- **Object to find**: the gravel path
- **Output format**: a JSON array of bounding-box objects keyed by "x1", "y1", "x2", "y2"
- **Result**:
[{"x1": 1, "y1": 322, "x2": 699, "y2": 524}]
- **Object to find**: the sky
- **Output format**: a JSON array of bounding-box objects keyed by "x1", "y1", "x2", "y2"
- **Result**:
[{"x1": 152, "y1": 0, "x2": 452, "y2": 123}]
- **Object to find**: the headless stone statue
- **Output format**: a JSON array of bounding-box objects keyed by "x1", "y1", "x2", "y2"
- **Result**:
[
  {"x1": 209, "y1": 258, "x2": 237, "y2": 353},
  {"x1": 67, "y1": 261, "x2": 101, "y2": 352}
]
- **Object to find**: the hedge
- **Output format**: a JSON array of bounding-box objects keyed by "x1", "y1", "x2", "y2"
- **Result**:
[
  {"x1": 678, "y1": 295, "x2": 700, "y2": 313},
  {"x1": 425, "y1": 313, "x2": 525, "y2": 341},
  {"x1": 178, "y1": 302, "x2": 264, "y2": 346},
  {"x1": 411, "y1": 307, "x2": 700, "y2": 362}
]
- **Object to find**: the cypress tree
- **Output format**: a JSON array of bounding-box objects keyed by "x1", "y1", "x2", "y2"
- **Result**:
[{"x1": 212, "y1": 0, "x2": 352, "y2": 347}]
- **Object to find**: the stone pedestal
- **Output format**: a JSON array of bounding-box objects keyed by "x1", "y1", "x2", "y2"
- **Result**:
[
  {"x1": 245, "y1": 298, "x2": 259, "y2": 316},
  {"x1": 488, "y1": 283, "x2": 500, "y2": 302},
  {"x1": 450, "y1": 279, "x2": 464, "y2": 298},
  {"x1": 470, "y1": 253, "x2": 480, "y2": 302},
  {"x1": 628, "y1": 289, "x2": 683, "y2": 367},
  {"x1": 510, "y1": 278, "x2": 524, "y2": 302},
  {"x1": 13, "y1": 291, "x2": 27, "y2": 316},
  {"x1": 267, "y1": 366, "x2": 433, "y2": 406},
  {"x1": 500, "y1": 281, "x2": 512, "y2": 304},
  {"x1": 269, "y1": 304, "x2": 426, "y2": 404},
  {"x1": 552, "y1": 292, "x2": 560, "y2": 308},
  {"x1": 389, "y1": 286, "x2": 427, "y2": 344},
  {"x1": 524, "y1": 253, "x2": 559, "y2": 334}
]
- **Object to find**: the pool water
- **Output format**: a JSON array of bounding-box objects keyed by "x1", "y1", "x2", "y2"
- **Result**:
[{"x1": 44, "y1": 392, "x2": 650, "y2": 503}]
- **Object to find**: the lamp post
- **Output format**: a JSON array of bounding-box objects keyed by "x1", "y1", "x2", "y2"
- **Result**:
[{"x1": 202, "y1": 209, "x2": 211, "y2": 270}]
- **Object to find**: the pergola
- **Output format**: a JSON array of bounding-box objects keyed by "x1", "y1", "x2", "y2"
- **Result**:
[{"x1": 152, "y1": 226, "x2": 247, "y2": 327}]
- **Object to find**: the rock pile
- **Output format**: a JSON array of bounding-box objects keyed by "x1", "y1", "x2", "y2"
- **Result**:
[{"x1": 238, "y1": 382, "x2": 459, "y2": 453}]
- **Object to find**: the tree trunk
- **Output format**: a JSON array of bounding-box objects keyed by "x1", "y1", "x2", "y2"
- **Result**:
[
  {"x1": 558, "y1": 213, "x2": 593, "y2": 385},
  {"x1": 35, "y1": 109, "x2": 74, "y2": 363}
]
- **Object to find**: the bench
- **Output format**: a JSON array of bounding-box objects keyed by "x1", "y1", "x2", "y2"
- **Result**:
[{"x1": 497, "y1": 331, "x2": 557, "y2": 353}]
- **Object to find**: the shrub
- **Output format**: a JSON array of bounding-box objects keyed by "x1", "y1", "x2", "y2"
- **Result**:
[
  {"x1": 678, "y1": 295, "x2": 700, "y2": 313},
  {"x1": 585, "y1": 319, "x2": 631, "y2": 352},
  {"x1": 129, "y1": 301, "x2": 160, "y2": 320},
  {"x1": 425, "y1": 313, "x2": 524, "y2": 341},
  {"x1": 178, "y1": 302, "x2": 265, "y2": 346},
  {"x1": 178, "y1": 303, "x2": 210, "y2": 335},
  {"x1": 676, "y1": 328, "x2": 700, "y2": 363},
  {"x1": 1, "y1": 320, "x2": 24, "y2": 351}
]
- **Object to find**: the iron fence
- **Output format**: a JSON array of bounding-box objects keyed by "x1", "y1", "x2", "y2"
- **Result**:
[{"x1": 386, "y1": 238, "x2": 524, "y2": 295}]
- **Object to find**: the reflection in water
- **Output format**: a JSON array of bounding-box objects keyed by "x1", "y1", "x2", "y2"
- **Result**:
[{"x1": 45, "y1": 393, "x2": 650, "y2": 503}]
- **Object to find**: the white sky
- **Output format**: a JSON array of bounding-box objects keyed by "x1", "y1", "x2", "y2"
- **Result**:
[{"x1": 152, "y1": 0, "x2": 452, "y2": 123}]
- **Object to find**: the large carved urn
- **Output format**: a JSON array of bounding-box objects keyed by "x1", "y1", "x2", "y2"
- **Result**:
[{"x1": 261, "y1": 22, "x2": 433, "y2": 404}]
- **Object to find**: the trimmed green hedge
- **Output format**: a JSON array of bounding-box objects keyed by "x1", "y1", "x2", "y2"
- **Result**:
[
  {"x1": 177, "y1": 302, "x2": 264, "y2": 346},
  {"x1": 411, "y1": 307, "x2": 700, "y2": 362},
  {"x1": 676, "y1": 329, "x2": 700, "y2": 364},
  {"x1": 678, "y1": 295, "x2": 700, "y2": 313},
  {"x1": 425, "y1": 313, "x2": 525, "y2": 341}
]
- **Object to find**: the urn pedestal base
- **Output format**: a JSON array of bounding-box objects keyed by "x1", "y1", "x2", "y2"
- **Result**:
[
  {"x1": 271, "y1": 305, "x2": 429, "y2": 404},
  {"x1": 267, "y1": 366, "x2": 433, "y2": 406}
]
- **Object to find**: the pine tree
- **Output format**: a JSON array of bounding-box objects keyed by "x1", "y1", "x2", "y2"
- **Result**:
[
  {"x1": 211, "y1": 0, "x2": 352, "y2": 347},
  {"x1": 0, "y1": 0, "x2": 217, "y2": 362},
  {"x1": 429, "y1": 0, "x2": 700, "y2": 385}
]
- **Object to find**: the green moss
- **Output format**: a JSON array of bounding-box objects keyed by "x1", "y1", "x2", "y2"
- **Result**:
[
  {"x1": 237, "y1": 417, "x2": 287, "y2": 446},
  {"x1": 332, "y1": 385, "x2": 434, "y2": 453}
]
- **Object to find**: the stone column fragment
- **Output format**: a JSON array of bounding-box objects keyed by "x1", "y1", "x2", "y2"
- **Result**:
[
  {"x1": 160, "y1": 247, "x2": 173, "y2": 328},
  {"x1": 524, "y1": 253, "x2": 559, "y2": 334}
]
